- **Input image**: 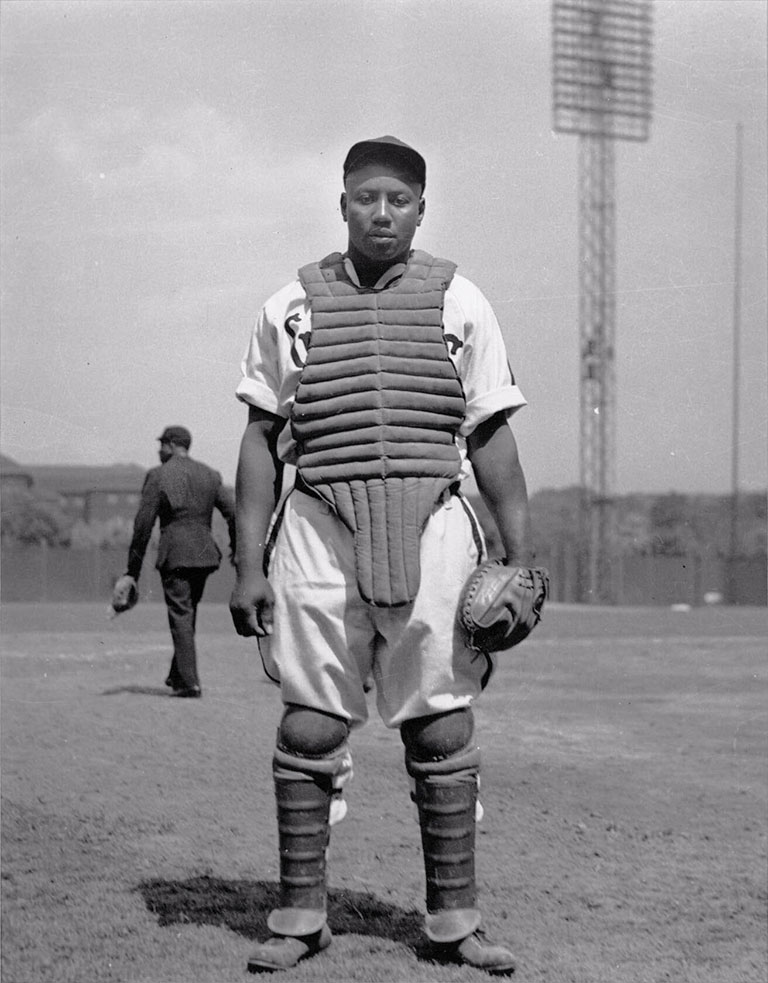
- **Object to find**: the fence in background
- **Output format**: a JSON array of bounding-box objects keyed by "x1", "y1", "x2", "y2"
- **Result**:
[
  {"x1": 0, "y1": 545, "x2": 232, "y2": 606},
  {"x1": 1, "y1": 544, "x2": 765, "y2": 607},
  {"x1": 537, "y1": 545, "x2": 766, "y2": 606}
]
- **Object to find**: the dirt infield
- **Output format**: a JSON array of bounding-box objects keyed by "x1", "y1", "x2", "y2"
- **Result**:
[{"x1": 2, "y1": 601, "x2": 766, "y2": 983}]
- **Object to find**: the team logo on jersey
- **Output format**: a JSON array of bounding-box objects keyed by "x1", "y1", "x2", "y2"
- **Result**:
[
  {"x1": 444, "y1": 333, "x2": 463, "y2": 356},
  {"x1": 284, "y1": 313, "x2": 311, "y2": 368},
  {"x1": 285, "y1": 315, "x2": 465, "y2": 368}
]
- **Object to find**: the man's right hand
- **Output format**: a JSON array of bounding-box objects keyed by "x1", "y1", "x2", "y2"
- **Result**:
[{"x1": 229, "y1": 572, "x2": 275, "y2": 637}]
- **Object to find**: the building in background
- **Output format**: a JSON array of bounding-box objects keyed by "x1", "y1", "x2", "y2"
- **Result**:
[
  {"x1": 0, "y1": 454, "x2": 34, "y2": 494},
  {"x1": 16, "y1": 463, "x2": 146, "y2": 523}
]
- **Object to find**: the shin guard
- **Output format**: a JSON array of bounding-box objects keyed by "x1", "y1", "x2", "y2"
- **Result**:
[
  {"x1": 267, "y1": 766, "x2": 332, "y2": 938},
  {"x1": 413, "y1": 771, "x2": 482, "y2": 943},
  {"x1": 403, "y1": 710, "x2": 482, "y2": 943}
]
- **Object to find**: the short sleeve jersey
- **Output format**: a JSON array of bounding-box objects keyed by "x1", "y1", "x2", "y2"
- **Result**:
[{"x1": 236, "y1": 260, "x2": 527, "y2": 476}]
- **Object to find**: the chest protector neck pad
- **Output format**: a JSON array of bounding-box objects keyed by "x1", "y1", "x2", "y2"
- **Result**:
[{"x1": 292, "y1": 250, "x2": 466, "y2": 607}]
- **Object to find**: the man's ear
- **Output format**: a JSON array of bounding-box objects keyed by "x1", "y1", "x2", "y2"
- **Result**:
[
  {"x1": 340, "y1": 192, "x2": 347, "y2": 222},
  {"x1": 417, "y1": 196, "x2": 425, "y2": 226}
]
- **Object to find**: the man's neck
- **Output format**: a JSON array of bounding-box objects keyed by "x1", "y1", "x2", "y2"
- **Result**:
[{"x1": 346, "y1": 247, "x2": 411, "y2": 288}]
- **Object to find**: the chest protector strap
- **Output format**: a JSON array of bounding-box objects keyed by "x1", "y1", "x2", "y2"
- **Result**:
[{"x1": 292, "y1": 250, "x2": 466, "y2": 607}]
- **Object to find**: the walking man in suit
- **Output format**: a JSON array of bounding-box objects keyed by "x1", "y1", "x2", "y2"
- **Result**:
[{"x1": 124, "y1": 426, "x2": 236, "y2": 698}]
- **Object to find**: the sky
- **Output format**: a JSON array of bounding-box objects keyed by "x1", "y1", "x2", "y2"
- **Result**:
[{"x1": 1, "y1": 0, "x2": 766, "y2": 495}]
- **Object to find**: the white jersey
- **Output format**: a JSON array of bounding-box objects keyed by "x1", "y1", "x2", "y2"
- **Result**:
[{"x1": 236, "y1": 259, "x2": 526, "y2": 480}]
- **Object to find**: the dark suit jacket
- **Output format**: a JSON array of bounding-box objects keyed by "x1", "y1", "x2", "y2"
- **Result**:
[{"x1": 127, "y1": 456, "x2": 236, "y2": 579}]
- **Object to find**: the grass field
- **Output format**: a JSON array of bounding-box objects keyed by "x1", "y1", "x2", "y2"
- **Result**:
[{"x1": 1, "y1": 601, "x2": 766, "y2": 983}]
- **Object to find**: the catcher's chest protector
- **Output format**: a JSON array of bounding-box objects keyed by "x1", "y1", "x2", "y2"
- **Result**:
[{"x1": 292, "y1": 250, "x2": 466, "y2": 606}]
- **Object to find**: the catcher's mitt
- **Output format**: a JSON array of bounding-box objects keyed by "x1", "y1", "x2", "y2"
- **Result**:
[
  {"x1": 109, "y1": 574, "x2": 139, "y2": 618},
  {"x1": 458, "y1": 559, "x2": 549, "y2": 653}
]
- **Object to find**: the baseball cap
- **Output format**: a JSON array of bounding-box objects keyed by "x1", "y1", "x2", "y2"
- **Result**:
[
  {"x1": 343, "y1": 135, "x2": 426, "y2": 189},
  {"x1": 158, "y1": 425, "x2": 192, "y2": 448}
]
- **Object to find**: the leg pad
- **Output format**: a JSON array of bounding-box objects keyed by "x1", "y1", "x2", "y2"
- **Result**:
[
  {"x1": 272, "y1": 770, "x2": 331, "y2": 929},
  {"x1": 425, "y1": 908, "x2": 482, "y2": 944},
  {"x1": 402, "y1": 708, "x2": 481, "y2": 778},
  {"x1": 275, "y1": 704, "x2": 352, "y2": 789},
  {"x1": 278, "y1": 704, "x2": 349, "y2": 758},
  {"x1": 414, "y1": 772, "x2": 480, "y2": 942},
  {"x1": 267, "y1": 906, "x2": 327, "y2": 938}
]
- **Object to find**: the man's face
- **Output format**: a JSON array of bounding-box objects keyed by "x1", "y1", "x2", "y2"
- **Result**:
[
  {"x1": 158, "y1": 440, "x2": 173, "y2": 463},
  {"x1": 341, "y1": 162, "x2": 424, "y2": 266}
]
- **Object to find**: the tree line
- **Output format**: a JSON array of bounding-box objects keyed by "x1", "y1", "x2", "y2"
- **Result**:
[
  {"x1": 473, "y1": 486, "x2": 765, "y2": 561},
  {"x1": 2, "y1": 481, "x2": 765, "y2": 561}
]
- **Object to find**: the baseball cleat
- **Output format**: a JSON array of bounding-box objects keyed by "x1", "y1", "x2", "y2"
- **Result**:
[
  {"x1": 435, "y1": 928, "x2": 516, "y2": 975},
  {"x1": 246, "y1": 924, "x2": 332, "y2": 973}
]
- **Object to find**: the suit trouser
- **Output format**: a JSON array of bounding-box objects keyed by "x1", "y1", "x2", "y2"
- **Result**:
[{"x1": 161, "y1": 567, "x2": 214, "y2": 689}]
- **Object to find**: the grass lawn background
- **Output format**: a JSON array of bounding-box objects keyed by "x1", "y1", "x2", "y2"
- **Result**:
[{"x1": 1, "y1": 601, "x2": 766, "y2": 983}]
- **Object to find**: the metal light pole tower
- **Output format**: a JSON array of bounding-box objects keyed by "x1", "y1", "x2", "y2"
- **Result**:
[{"x1": 552, "y1": 0, "x2": 653, "y2": 603}]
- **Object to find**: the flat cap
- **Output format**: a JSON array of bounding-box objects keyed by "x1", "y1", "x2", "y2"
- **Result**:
[
  {"x1": 343, "y1": 135, "x2": 426, "y2": 189},
  {"x1": 158, "y1": 425, "x2": 192, "y2": 448}
]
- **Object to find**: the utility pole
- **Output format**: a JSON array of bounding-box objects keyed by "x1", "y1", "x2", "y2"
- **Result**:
[
  {"x1": 728, "y1": 121, "x2": 743, "y2": 602},
  {"x1": 552, "y1": 0, "x2": 654, "y2": 602}
]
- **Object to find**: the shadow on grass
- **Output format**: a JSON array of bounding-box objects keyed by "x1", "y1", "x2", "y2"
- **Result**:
[
  {"x1": 137, "y1": 875, "x2": 425, "y2": 948},
  {"x1": 101, "y1": 684, "x2": 171, "y2": 697}
]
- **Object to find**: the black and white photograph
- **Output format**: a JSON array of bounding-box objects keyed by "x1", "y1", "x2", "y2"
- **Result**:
[{"x1": 1, "y1": 2, "x2": 766, "y2": 981}]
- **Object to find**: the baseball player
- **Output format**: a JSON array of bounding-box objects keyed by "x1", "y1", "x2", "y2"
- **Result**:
[{"x1": 230, "y1": 136, "x2": 539, "y2": 974}]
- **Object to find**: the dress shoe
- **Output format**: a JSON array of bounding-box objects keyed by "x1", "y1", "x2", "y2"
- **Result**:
[
  {"x1": 247, "y1": 924, "x2": 332, "y2": 972},
  {"x1": 434, "y1": 929, "x2": 516, "y2": 975},
  {"x1": 171, "y1": 686, "x2": 202, "y2": 699}
]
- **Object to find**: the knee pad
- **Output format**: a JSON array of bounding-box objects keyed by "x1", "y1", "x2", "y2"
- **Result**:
[
  {"x1": 274, "y1": 704, "x2": 351, "y2": 785},
  {"x1": 401, "y1": 708, "x2": 481, "y2": 778},
  {"x1": 279, "y1": 704, "x2": 349, "y2": 758}
]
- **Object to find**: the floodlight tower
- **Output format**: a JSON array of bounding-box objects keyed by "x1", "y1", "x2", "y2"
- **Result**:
[{"x1": 552, "y1": 0, "x2": 653, "y2": 602}]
